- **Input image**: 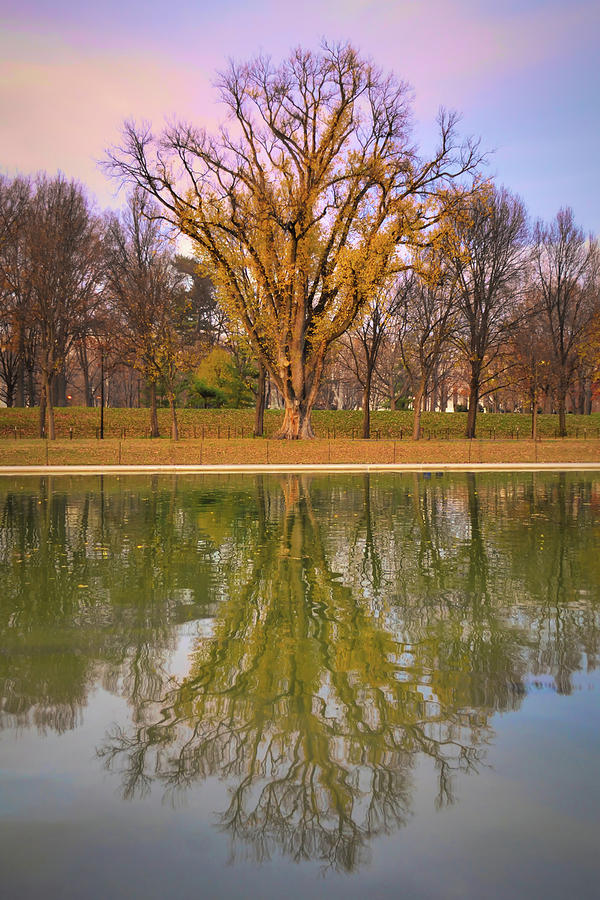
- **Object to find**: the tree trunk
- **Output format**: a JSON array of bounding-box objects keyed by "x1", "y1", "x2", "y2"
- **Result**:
[
  {"x1": 3, "y1": 376, "x2": 14, "y2": 407},
  {"x1": 149, "y1": 381, "x2": 160, "y2": 437},
  {"x1": 42, "y1": 370, "x2": 55, "y2": 440},
  {"x1": 531, "y1": 368, "x2": 538, "y2": 441},
  {"x1": 39, "y1": 383, "x2": 46, "y2": 437},
  {"x1": 584, "y1": 378, "x2": 592, "y2": 415},
  {"x1": 27, "y1": 364, "x2": 36, "y2": 407},
  {"x1": 167, "y1": 390, "x2": 179, "y2": 441},
  {"x1": 79, "y1": 341, "x2": 93, "y2": 406},
  {"x1": 276, "y1": 400, "x2": 315, "y2": 439},
  {"x1": 254, "y1": 362, "x2": 266, "y2": 437},
  {"x1": 83, "y1": 366, "x2": 92, "y2": 406},
  {"x1": 577, "y1": 377, "x2": 585, "y2": 415},
  {"x1": 273, "y1": 354, "x2": 323, "y2": 440},
  {"x1": 557, "y1": 368, "x2": 568, "y2": 437},
  {"x1": 52, "y1": 369, "x2": 67, "y2": 407},
  {"x1": 557, "y1": 393, "x2": 567, "y2": 437},
  {"x1": 466, "y1": 361, "x2": 481, "y2": 439},
  {"x1": 440, "y1": 378, "x2": 448, "y2": 413},
  {"x1": 361, "y1": 367, "x2": 373, "y2": 439},
  {"x1": 15, "y1": 324, "x2": 25, "y2": 407},
  {"x1": 412, "y1": 378, "x2": 426, "y2": 440}
]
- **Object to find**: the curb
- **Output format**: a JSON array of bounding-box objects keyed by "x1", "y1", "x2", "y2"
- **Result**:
[{"x1": 1, "y1": 463, "x2": 600, "y2": 476}]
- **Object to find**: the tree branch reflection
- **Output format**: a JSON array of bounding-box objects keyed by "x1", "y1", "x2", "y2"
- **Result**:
[
  {"x1": 100, "y1": 475, "x2": 504, "y2": 871},
  {"x1": 1, "y1": 472, "x2": 598, "y2": 871}
]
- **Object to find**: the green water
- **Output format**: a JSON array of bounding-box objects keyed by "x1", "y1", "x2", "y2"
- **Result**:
[{"x1": 0, "y1": 472, "x2": 599, "y2": 899}]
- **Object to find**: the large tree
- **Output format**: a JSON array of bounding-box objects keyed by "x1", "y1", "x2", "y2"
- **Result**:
[
  {"x1": 340, "y1": 276, "x2": 413, "y2": 438},
  {"x1": 0, "y1": 175, "x2": 35, "y2": 408},
  {"x1": 398, "y1": 262, "x2": 458, "y2": 440},
  {"x1": 105, "y1": 189, "x2": 192, "y2": 440},
  {"x1": 107, "y1": 43, "x2": 479, "y2": 438},
  {"x1": 447, "y1": 184, "x2": 529, "y2": 438},
  {"x1": 533, "y1": 208, "x2": 598, "y2": 436},
  {"x1": 25, "y1": 175, "x2": 103, "y2": 438}
]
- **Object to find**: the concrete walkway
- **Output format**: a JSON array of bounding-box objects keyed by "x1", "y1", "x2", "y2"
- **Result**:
[{"x1": 1, "y1": 462, "x2": 600, "y2": 476}]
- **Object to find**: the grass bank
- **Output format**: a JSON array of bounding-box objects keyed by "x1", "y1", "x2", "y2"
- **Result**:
[
  {"x1": 2, "y1": 407, "x2": 600, "y2": 440},
  {"x1": 1, "y1": 437, "x2": 599, "y2": 467}
]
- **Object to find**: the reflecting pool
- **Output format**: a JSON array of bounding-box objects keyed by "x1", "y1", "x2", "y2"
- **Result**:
[{"x1": 0, "y1": 472, "x2": 599, "y2": 899}]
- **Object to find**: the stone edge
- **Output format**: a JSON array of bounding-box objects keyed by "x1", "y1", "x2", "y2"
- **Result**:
[{"x1": 1, "y1": 463, "x2": 600, "y2": 476}]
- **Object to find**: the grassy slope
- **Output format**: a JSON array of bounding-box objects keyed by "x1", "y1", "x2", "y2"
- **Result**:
[{"x1": 2, "y1": 406, "x2": 600, "y2": 440}]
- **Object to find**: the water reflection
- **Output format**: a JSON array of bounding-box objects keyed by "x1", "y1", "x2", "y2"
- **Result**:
[{"x1": 1, "y1": 472, "x2": 599, "y2": 872}]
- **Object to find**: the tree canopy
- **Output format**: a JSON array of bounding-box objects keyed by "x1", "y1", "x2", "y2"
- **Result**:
[{"x1": 106, "y1": 43, "x2": 480, "y2": 437}]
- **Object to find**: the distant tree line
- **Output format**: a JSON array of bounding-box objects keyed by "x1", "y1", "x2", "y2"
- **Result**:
[{"x1": 1, "y1": 43, "x2": 598, "y2": 439}]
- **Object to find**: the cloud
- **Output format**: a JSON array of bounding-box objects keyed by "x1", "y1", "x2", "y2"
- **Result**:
[
  {"x1": 0, "y1": 30, "x2": 217, "y2": 205},
  {"x1": 1, "y1": 1, "x2": 597, "y2": 226}
]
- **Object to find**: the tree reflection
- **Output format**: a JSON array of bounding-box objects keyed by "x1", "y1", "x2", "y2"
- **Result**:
[
  {"x1": 0, "y1": 475, "x2": 225, "y2": 731},
  {"x1": 1, "y1": 472, "x2": 598, "y2": 871},
  {"x1": 100, "y1": 475, "x2": 524, "y2": 871}
]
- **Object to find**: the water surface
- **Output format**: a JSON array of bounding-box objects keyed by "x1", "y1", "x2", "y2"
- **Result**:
[{"x1": 1, "y1": 472, "x2": 599, "y2": 899}]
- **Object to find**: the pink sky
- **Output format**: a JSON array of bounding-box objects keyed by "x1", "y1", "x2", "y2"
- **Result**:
[{"x1": 1, "y1": 0, "x2": 598, "y2": 231}]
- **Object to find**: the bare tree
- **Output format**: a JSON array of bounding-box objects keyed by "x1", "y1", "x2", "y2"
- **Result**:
[
  {"x1": 24, "y1": 175, "x2": 104, "y2": 438},
  {"x1": 533, "y1": 208, "x2": 599, "y2": 436},
  {"x1": 448, "y1": 185, "x2": 529, "y2": 438},
  {"x1": 340, "y1": 277, "x2": 413, "y2": 437},
  {"x1": 105, "y1": 189, "x2": 191, "y2": 440},
  {"x1": 106, "y1": 43, "x2": 480, "y2": 438},
  {"x1": 507, "y1": 288, "x2": 553, "y2": 439},
  {"x1": 0, "y1": 175, "x2": 35, "y2": 407},
  {"x1": 398, "y1": 265, "x2": 458, "y2": 439}
]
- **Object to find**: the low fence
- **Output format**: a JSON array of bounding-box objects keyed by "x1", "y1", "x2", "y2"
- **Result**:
[{"x1": 3, "y1": 424, "x2": 600, "y2": 441}]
